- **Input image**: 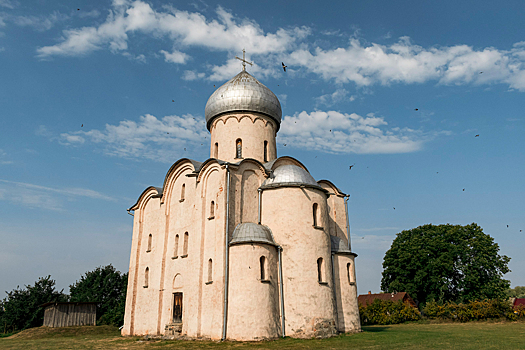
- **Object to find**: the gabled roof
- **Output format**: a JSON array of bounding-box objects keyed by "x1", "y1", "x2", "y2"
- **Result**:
[{"x1": 358, "y1": 292, "x2": 414, "y2": 307}]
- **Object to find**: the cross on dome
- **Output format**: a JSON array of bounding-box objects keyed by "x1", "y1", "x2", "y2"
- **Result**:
[{"x1": 235, "y1": 49, "x2": 252, "y2": 71}]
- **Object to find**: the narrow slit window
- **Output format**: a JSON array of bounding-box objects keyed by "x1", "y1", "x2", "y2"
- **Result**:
[
  {"x1": 210, "y1": 201, "x2": 215, "y2": 218},
  {"x1": 208, "y1": 259, "x2": 213, "y2": 283},
  {"x1": 214, "y1": 142, "x2": 219, "y2": 158},
  {"x1": 147, "y1": 234, "x2": 152, "y2": 252},
  {"x1": 173, "y1": 234, "x2": 179, "y2": 257},
  {"x1": 264, "y1": 141, "x2": 268, "y2": 162},
  {"x1": 260, "y1": 256, "x2": 266, "y2": 280},
  {"x1": 317, "y1": 257, "x2": 324, "y2": 283},
  {"x1": 347, "y1": 262, "x2": 353, "y2": 284},
  {"x1": 313, "y1": 203, "x2": 319, "y2": 227},
  {"x1": 144, "y1": 267, "x2": 149, "y2": 288},
  {"x1": 236, "y1": 139, "x2": 242, "y2": 158},
  {"x1": 183, "y1": 232, "x2": 189, "y2": 256},
  {"x1": 180, "y1": 184, "x2": 185, "y2": 202}
]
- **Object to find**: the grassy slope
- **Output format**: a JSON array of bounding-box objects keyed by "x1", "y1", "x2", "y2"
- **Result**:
[{"x1": 1, "y1": 322, "x2": 524, "y2": 350}]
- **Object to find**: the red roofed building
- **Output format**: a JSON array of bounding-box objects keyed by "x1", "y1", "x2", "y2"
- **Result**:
[
  {"x1": 358, "y1": 292, "x2": 418, "y2": 309},
  {"x1": 513, "y1": 298, "x2": 525, "y2": 308}
]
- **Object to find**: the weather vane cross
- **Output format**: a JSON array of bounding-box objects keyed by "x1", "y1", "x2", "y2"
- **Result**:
[{"x1": 235, "y1": 49, "x2": 252, "y2": 71}]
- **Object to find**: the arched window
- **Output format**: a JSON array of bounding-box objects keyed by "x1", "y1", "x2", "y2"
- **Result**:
[
  {"x1": 312, "y1": 203, "x2": 319, "y2": 227},
  {"x1": 317, "y1": 258, "x2": 324, "y2": 283},
  {"x1": 347, "y1": 262, "x2": 353, "y2": 284},
  {"x1": 180, "y1": 184, "x2": 185, "y2": 202},
  {"x1": 182, "y1": 232, "x2": 189, "y2": 256},
  {"x1": 263, "y1": 141, "x2": 268, "y2": 162},
  {"x1": 236, "y1": 139, "x2": 242, "y2": 158},
  {"x1": 144, "y1": 267, "x2": 149, "y2": 288},
  {"x1": 147, "y1": 234, "x2": 152, "y2": 252},
  {"x1": 207, "y1": 259, "x2": 213, "y2": 283},
  {"x1": 214, "y1": 142, "x2": 219, "y2": 158},
  {"x1": 173, "y1": 234, "x2": 179, "y2": 258},
  {"x1": 209, "y1": 200, "x2": 215, "y2": 218},
  {"x1": 260, "y1": 256, "x2": 267, "y2": 280}
]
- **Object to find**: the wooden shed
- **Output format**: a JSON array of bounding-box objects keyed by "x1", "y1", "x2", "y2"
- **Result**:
[{"x1": 41, "y1": 302, "x2": 97, "y2": 327}]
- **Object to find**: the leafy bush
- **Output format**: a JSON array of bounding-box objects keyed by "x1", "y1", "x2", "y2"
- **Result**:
[
  {"x1": 423, "y1": 299, "x2": 522, "y2": 322},
  {"x1": 0, "y1": 276, "x2": 67, "y2": 332},
  {"x1": 360, "y1": 299, "x2": 421, "y2": 325}
]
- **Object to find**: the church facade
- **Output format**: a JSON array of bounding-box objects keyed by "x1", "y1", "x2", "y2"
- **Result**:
[{"x1": 122, "y1": 69, "x2": 361, "y2": 340}]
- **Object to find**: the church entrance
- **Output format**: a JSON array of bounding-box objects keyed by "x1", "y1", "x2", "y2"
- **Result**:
[{"x1": 172, "y1": 292, "x2": 183, "y2": 323}]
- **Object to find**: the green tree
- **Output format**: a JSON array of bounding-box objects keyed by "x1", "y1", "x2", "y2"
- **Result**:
[
  {"x1": 507, "y1": 286, "x2": 525, "y2": 298},
  {"x1": 381, "y1": 223, "x2": 510, "y2": 305},
  {"x1": 0, "y1": 276, "x2": 67, "y2": 331},
  {"x1": 69, "y1": 264, "x2": 128, "y2": 326}
]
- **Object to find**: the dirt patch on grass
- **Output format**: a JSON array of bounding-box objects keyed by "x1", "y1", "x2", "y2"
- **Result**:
[{"x1": 7, "y1": 325, "x2": 120, "y2": 339}]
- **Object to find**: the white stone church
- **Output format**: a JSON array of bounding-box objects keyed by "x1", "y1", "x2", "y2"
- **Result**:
[{"x1": 122, "y1": 65, "x2": 361, "y2": 340}]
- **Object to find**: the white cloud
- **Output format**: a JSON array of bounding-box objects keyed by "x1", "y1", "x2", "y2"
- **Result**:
[
  {"x1": 77, "y1": 9, "x2": 101, "y2": 18},
  {"x1": 36, "y1": 1, "x2": 308, "y2": 59},
  {"x1": 289, "y1": 37, "x2": 525, "y2": 91},
  {"x1": 34, "y1": 2, "x2": 525, "y2": 91},
  {"x1": 160, "y1": 49, "x2": 188, "y2": 64},
  {"x1": 0, "y1": 149, "x2": 12, "y2": 164},
  {"x1": 0, "y1": 179, "x2": 116, "y2": 211},
  {"x1": 0, "y1": 0, "x2": 17, "y2": 9},
  {"x1": 13, "y1": 11, "x2": 69, "y2": 31},
  {"x1": 278, "y1": 110, "x2": 425, "y2": 154},
  {"x1": 316, "y1": 88, "x2": 354, "y2": 107},
  {"x1": 59, "y1": 113, "x2": 209, "y2": 162},
  {"x1": 182, "y1": 70, "x2": 205, "y2": 80}
]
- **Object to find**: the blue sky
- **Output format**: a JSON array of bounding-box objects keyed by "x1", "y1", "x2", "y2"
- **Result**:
[{"x1": 1, "y1": 0, "x2": 524, "y2": 299}]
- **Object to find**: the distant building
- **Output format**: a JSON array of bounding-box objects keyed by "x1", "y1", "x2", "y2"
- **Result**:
[
  {"x1": 122, "y1": 67, "x2": 361, "y2": 340},
  {"x1": 513, "y1": 298, "x2": 525, "y2": 309},
  {"x1": 358, "y1": 292, "x2": 417, "y2": 309},
  {"x1": 41, "y1": 302, "x2": 97, "y2": 327}
]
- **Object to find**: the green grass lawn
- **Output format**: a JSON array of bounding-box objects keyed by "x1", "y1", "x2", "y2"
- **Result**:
[{"x1": 1, "y1": 322, "x2": 524, "y2": 350}]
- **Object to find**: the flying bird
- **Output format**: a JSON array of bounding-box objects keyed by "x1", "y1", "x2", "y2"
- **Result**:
[
  {"x1": 475, "y1": 134, "x2": 479, "y2": 137},
  {"x1": 184, "y1": 148, "x2": 186, "y2": 151},
  {"x1": 479, "y1": 71, "x2": 483, "y2": 74},
  {"x1": 282, "y1": 62, "x2": 287, "y2": 72},
  {"x1": 81, "y1": 124, "x2": 83, "y2": 127},
  {"x1": 393, "y1": 207, "x2": 396, "y2": 210},
  {"x1": 349, "y1": 164, "x2": 355, "y2": 170},
  {"x1": 283, "y1": 143, "x2": 287, "y2": 146},
  {"x1": 463, "y1": 188, "x2": 465, "y2": 191},
  {"x1": 507, "y1": 225, "x2": 509, "y2": 228},
  {"x1": 414, "y1": 108, "x2": 419, "y2": 111},
  {"x1": 172, "y1": 100, "x2": 174, "y2": 102}
]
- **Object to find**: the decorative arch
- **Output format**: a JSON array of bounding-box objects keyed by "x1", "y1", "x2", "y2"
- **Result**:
[
  {"x1": 270, "y1": 156, "x2": 309, "y2": 172},
  {"x1": 317, "y1": 179, "x2": 347, "y2": 197},
  {"x1": 196, "y1": 159, "x2": 222, "y2": 185},
  {"x1": 172, "y1": 273, "x2": 183, "y2": 290}
]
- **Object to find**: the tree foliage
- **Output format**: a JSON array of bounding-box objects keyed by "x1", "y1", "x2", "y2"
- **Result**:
[
  {"x1": 0, "y1": 276, "x2": 67, "y2": 332},
  {"x1": 381, "y1": 223, "x2": 510, "y2": 305},
  {"x1": 507, "y1": 286, "x2": 525, "y2": 299},
  {"x1": 69, "y1": 264, "x2": 127, "y2": 326}
]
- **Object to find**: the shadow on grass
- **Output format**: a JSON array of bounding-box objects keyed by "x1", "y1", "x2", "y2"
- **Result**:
[{"x1": 361, "y1": 326, "x2": 390, "y2": 332}]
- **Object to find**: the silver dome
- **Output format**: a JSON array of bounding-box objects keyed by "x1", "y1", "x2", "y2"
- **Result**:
[
  {"x1": 260, "y1": 164, "x2": 321, "y2": 189},
  {"x1": 204, "y1": 71, "x2": 282, "y2": 129},
  {"x1": 230, "y1": 223, "x2": 276, "y2": 246}
]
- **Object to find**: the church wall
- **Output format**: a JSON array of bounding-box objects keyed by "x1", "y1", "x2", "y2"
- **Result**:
[
  {"x1": 198, "y1": 167, "x2": 224, "y2": 339},
  {"x1": 159, "y1": 166, "x2": 199, "y2": 337},
  {"x1": 260, "y1": 187, "x2": 337, "y2": 338},
  {"x1": 125, "y1": 195, "x2": 165, "y2": 335},
  {"x1": 209, "y1": 113, "x2": 277, "y2": 163},
  {"x1": 332, "y1": 255, "x2": 361, "y2": 332},
  {"x1": 227, "y1": 243, "x2": 280, "y2": 340},
  {"x1": 319, "y1": 182, "x2": 349, "y2": 243},
  {"x1": 228, "y1": 162, "x2": 265, "y2": 238}
]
